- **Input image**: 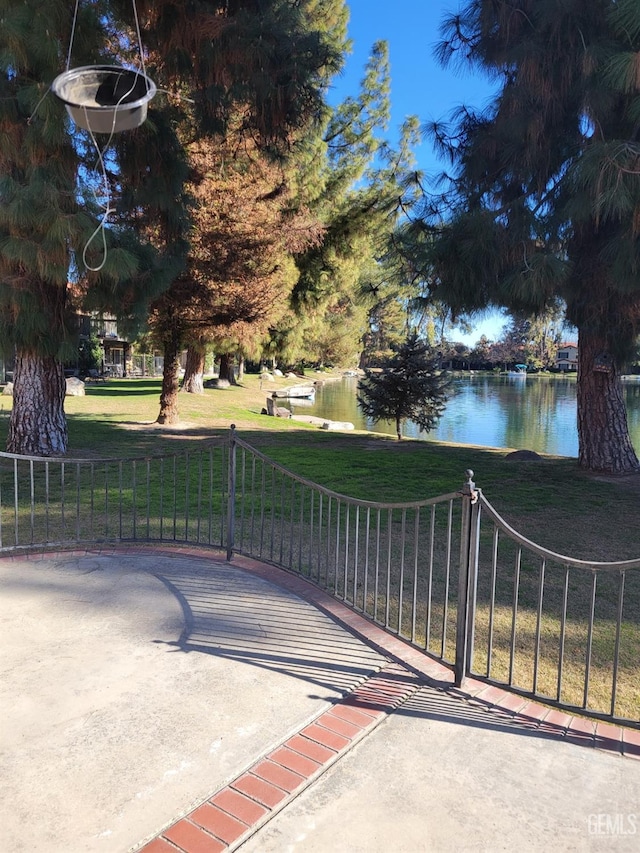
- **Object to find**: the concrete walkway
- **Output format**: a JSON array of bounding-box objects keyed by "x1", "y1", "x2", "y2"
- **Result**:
[{"x1": 1, "y1": 547, "x2": 639, "y2": 853}]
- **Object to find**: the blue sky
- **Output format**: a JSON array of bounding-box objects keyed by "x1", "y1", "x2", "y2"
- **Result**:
[{"x1": 329, "y1": 0, "x2": 506, "y2": 344}]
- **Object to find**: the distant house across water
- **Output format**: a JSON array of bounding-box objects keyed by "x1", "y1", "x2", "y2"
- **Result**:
[{"x1": 556, "y1": 342, "x2": 578, "y2": 372}]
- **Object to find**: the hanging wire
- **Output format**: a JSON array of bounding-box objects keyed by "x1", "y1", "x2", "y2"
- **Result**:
[
  {"x1": 82, "y1": 72, "x2": 141, "y2": 272},
  {"x1": 71, "y1": 0, "x2": 148, "y2": 270},
  {"x1": 66, "y1": 0, "x2": 82, "y2": 72}
]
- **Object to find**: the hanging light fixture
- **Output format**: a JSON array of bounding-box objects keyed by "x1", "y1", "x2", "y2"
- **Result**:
[{"x1": 51, "y1": 0, "x2": 156, "y2": 135}]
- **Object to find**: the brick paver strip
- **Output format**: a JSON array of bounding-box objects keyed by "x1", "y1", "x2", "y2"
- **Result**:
[
  {"x1": 251, "y1": 759, "x2": 305, "y2": 793},
  {"x1": 285, "y1": 733, "x2": 337, "y2": 764},
  {"x1": 314, "y1": 711, "x2": 363, "y2": 739},
  {"x1": 268, "y1": 746, "x2": 321, "y2": 778},
  {"x1": 210, "y1": 789, "x2": 268, "y2": 828},
  {"x1": 622, "y1": 729, "x2": 640, "y2": 759},
  {"x1": 163, "y1": 819, "x2": 225, "y2": 853},
  {"x1": 328, "y1": 703, "x2": 382, "y2": 728},
  {"x1": 140, "y1": 839, "x2": 177, "y2": 853},
  {"x1": 300, "y1": 722, "x2": 351, "y2": 751},
  {"x1": 231, "y1": 773, "x2": 288, "y2": 809},
  {"x1": 190, "y1": 803, "x2": 247, "y2": 845}
]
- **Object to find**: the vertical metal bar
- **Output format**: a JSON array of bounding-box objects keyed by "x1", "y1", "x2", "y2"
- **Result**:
[
  {"x1": 60, "y1": 461, "x2": 66, "y2": 543},
  {"x1": 297, "y1": 485, "x2": 304, "y2": 573},
  {"x1": 258, "y1": 461, "x2": 266, "y2": 558},
  {"x1": 363, "y1": 506, "x2": 371, "y2": 616},
  {"x1": 29, "y1": 460, "x2": 35, "y2": 545},
  {"x1": 220, "y1": 443, "x2": 227, "y2": 548},
  {"x1": 239, "y1": 448, "x2": 246, "y2": 551},
  {"x1": 269, "y1": 466, "x2": 276, "y2": 560},
  {"x1": 385, "y1": 508, "x2": 392, "y2": 629},
  {"x1": 45, "y1": 461, "x2": 50, "y2": 543},
  {"x1": 89, "y1": 462, "x2": 95, "y2": 541},
  {"x1": 208, "y1": 448, "x2": 214, "y2": 545},
  {"x1": 508, "y1": 547, "x2": 522, "y2": 686},
  {"x1": 288, "y1": 478, "x2": 295, "y2": 569},
  {"x1": 196, "y1": 451, "x2": 203, "y2": 543},
  {"x1": 13, "y1": 459, "x2": 19, "y2": 546},
  {"x1": 325, "y1": 496, "x2": 333, "y2": 589},
  {"x1": 343, "y1": 503, "x2": 350, "y2": 602},
  {"x1": 455, "y1": 473, "x2": 479, "y2": 686},
  {"x1": 610, "y1": 571, "x2": 626, "y2": 717},
  {"x1": 249, "y1": 454, "x2": 257, "y2": 554},
  {"x1": 118, "y1": 460, "x2": 123, "y2": 539},
  {"x1": 532, "y1": 559, "x2": 546, "y2": 695},
  {"x1": 398, "y1": 508, "x2": 407, "y2": 635},
  {"x1": 557, "y1": 566, "x2": 570, "y2": 702},
  {"x1": 334, "y1": 501, "x2": 341, "y2": 596},
  {"x1": 132, "y1": 459, "x2": 137, "y2": 540},
  {"x1": 307, "y1": 489, "x2": 315, "y2": 578},
  {"x1": 29, "y1": 459, "x2": 36, "y2": 545},
  {"x1": 146, "y1": 458, "x2": 151, "y2": 540},
  {"x1": 184, "y1": 451, "x2": 190, "y2": 541},
  {"x1": 411, "y1": 508, "x2": 420, "y2": 643},
  {"x1": 104, "y1": 462, "x2": 109, "y2": 539},
  {"x1": 374, "y1": 508, "x2": 381, "y2": 622},
  {"x1": 226, "y1": 426, "x2": 237, "y2": 561},
  {"x1": 353, "y1": 505, "x2": 360, "y2": 609},
  {"x1": 159, "y1": 458, "x2": 164, "y2": 540},
  {"x1": 317, "y1": 491, "x2": 324, "y2": 584},
  {"x1": 583, "y1": 572, "x2": 598, "y2": 709},
  {"x1": 486, "y1": 526, "x2": 499, "y2": 677},
  {"x1": 278, "y1": 472, "x2": 285, "y2": 566},
  {"x1": 465, "y1": 495, "x2": 481, "y2": 676},
  {"x1": 75, "y1": 462, "x2": 81, "y2": 543},
  {"x1": 425, "y1": 504, "x2": 435, "y2": 652},
  {"x1": 172, "y1": 455, "x2": 177, "y2": 541},
  {"x1": 440, "y1": 500, "x2": 454, "y2": 660}
]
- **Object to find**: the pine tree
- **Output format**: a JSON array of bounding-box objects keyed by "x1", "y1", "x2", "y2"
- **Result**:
[
  {"x1": 0, "y1": 0, "x2": 187, "y2": 455},
  {"x1": 357, "y1": 334, "x2": 449, "y2": 440},
  {"x1": 423, "y1": 0, "x2": 640, "y2": 472},
  {"x1": 127, "y1": 0, "x2": 347, "y2": 423}
]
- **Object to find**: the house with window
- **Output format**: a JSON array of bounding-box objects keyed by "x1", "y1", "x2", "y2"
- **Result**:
[{"x1": 556, "y1": 342, "x2": 578, "y2": 372}]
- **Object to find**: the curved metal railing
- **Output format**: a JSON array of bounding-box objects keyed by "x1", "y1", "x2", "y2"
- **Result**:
[{"x1": 0, "y1": 428, "x2": 637, "y2": 727}]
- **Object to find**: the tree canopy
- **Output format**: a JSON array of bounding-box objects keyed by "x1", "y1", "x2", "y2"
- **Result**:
[{"x1": 417, "y1": 0, "x2": 640, "y2": 473}]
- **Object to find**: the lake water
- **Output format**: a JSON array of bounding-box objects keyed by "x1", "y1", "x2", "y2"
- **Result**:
[{"x1": 283, "y1": 374, "x2": 640, "y2": 457}]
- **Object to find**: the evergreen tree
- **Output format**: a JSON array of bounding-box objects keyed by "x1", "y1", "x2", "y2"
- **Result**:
[
  {"x1": 128, "y1": 0, "x2": 347, "y2": 423},
  {"x1": 423, "y1": 0, "x2": 640, "y2": 472},
  {"x1": 357, "y1": 334, "x2": 449, "y2": 440},
  {"x1": 0, "y1": 0, "x2": 186, "y2": 455}
]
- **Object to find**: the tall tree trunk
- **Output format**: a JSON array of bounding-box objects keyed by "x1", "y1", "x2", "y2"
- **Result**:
[
  {"x1": 576, "y1": 328, "x2": 639, "y2": 473},
  {"x1": 218, "y1": 353, "x2": 238, "y2": 385},
  {"x1": 7, "y1": 351, "x2": 67, "y2": 455},
  {"x1": 182, "y1": 343, "x2": 206, "y2": 394},
  {"x1": 157, "y1": 332, "x2": 181, "y2": 424}
]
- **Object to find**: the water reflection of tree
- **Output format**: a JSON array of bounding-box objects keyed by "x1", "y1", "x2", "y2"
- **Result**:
[{"x1": 500, "y1": 378, "x2": 574, "y2": 453}]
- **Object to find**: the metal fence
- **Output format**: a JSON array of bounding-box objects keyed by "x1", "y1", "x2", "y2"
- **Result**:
[{"x1": 1, "y1": 426, "x2": 638, "y2": 728}]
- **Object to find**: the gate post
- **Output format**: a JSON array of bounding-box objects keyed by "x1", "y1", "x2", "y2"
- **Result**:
[
  {"x1": 226, "y1": 424, "x2": 237, "y2": 561},
  {"x1": 455, "y1": 469, "x2": 481, "y2": 687}
]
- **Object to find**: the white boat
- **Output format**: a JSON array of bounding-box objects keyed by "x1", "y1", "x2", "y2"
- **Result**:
[{"x1": 272, "y1": 384, "x2": 316, "y2": 399}]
